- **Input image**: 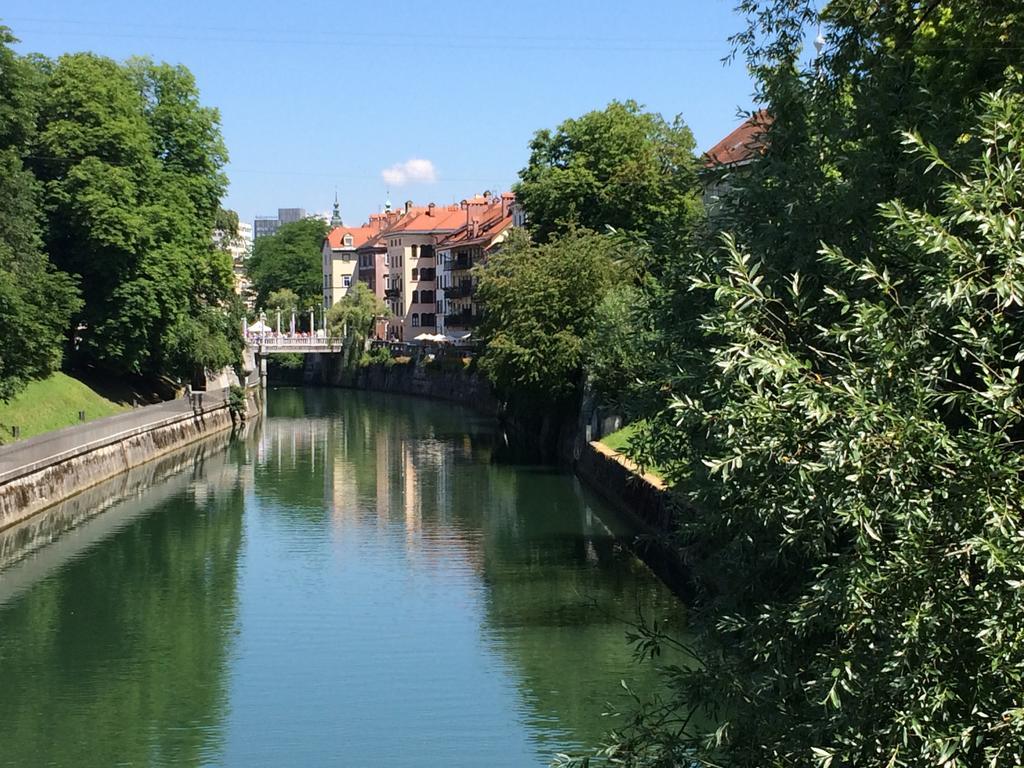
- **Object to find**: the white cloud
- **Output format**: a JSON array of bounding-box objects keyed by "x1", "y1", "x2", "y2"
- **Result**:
[{"x1": 381, "y1": 158, "x2": 437, "y2": 187}]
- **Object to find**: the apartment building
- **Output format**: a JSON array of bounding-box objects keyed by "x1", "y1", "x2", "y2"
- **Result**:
[
  {"x1": 382, "y1": 202, "x2": 466, "y2": 340},
  {"x1": 322, "y1": 224, "x2": 379, "y2": 307},
  {"x1": 436, "y1": 192, "x2": 516, "y2": 338}
]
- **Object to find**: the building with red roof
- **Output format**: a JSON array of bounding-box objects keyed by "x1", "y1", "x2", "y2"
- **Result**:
[
  {"x1": 702, "y1": 110, "x2": 772, "y2": 209},
  {"x1": 436, "y1": 192, "x2": 517, "y2": 338},
  {"x1": 382, "y1": 201, "x2": 471, "y2": 341},
  {"x1": 322, "y1": 222, "x2": 379, "y2": 307}
]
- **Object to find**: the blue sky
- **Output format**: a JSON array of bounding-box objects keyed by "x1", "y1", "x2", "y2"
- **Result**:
[{"x1": 4, "y1": 1, "x2": 758, "y2": 228}]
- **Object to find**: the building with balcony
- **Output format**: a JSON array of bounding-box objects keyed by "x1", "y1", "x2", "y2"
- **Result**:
[
  {"x1": 382, "y1": 201, "x2": 468, "y2": 340},
  {"x1": 436, "y1": 192, "x2": 516, "y2": 338}
]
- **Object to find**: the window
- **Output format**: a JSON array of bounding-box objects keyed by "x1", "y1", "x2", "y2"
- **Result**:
[
  {"x1": 411, "y1": 268, "x2": 419, "y2": 281},
  {"x1": 411, "y1": 290, "x2": 419, "y2": 304},
  {"x1": 421, "y1": 290, "x2": 434, "y2": 304},
  {"x1": 411, "y1": 244, "x2": 419, "y2": 258},
  {"x1": 343, "y1": 276, "x2": 351, "y2": 287},
  {"x1": 343, "y1": 234, "x2": 353, "y2": 246},
  {"x1": 411, "y1": 313, "x2": 420, "y2": 327}
]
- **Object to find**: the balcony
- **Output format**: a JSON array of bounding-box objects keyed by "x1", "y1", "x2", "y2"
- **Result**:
[
  {"x1": 445, "y1": 282, "x2": 474, "y2": 300},
  {"x1": 445, "y1": 254, "x2": 472, "y2": 272},
  {"x1": 384, "y1": 287, "x2": 401, "y2": 299},
  {"x1": 446, "y1": 311, "x2": 480, "y2": 328}
]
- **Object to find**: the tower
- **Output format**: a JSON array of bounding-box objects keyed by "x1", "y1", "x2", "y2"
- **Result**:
[{"x1": 330, "y1": 190, "x2": 343, "y2": 228}]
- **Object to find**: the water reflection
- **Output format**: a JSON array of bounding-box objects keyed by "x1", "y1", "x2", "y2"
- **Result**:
[
  {"x1": 0, "y1": 388, "x2": 683, "y2": 767},
  {"x1": 0, "y1": 440, "x2": 246, "y2": 768},
  {"x1": 246, "y1": 389, "x2": 684, "y2": 761}
]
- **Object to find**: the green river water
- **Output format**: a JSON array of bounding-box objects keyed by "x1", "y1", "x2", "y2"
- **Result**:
[{"x1": 0, "y1": 388, "x2": 685, "y2": 767}]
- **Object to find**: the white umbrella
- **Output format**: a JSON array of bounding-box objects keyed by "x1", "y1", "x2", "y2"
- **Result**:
[
  {"x1": 249, "y1": 319, "x2": 271, "y2": 333},
  {"x1": 413, "y1": 332, "x2": 435, "y2": 342}
]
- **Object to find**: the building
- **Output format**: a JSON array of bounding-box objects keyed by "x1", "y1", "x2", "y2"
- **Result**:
[
  {"x1": 382, "y1": 201, "x2": 469, "y2": 341},
  {"x1": 230, "y1": 221, "x2": 254, "y2": 307},
  {"x1": 253, "y1": 207, "x2": 308, "y2": 239},
  {"x1": 702, "y1": 110, "x2": 771, "y2": 210},
  {"x1": 436, "y1": 192, "x2": 516, "y2": 338},
  {"x1": 322, "y1": 223, "x2": 380, "y2": 307}
]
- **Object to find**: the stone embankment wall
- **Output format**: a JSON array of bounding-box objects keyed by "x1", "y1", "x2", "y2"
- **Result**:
[
  {"x1": 305, "y1": 355, "x2": 499, "y2": 415},
  {"x1": 574, "y1": 441, "x2": 689, "y2": 596},
  {"x1": 0, "y1": 386, "x2": 261, "y2": 532}
]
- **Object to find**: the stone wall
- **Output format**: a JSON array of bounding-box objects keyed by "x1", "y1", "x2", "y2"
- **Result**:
[
  {"x1": 0, "y1": 388, "x2": 261, "y2": 532},
  {"x1": 574, "y1": 440, "x2": 691, "y2": 597},
  {"x1": 306, "y1": 355, "x2": 499, "y2": 415}
]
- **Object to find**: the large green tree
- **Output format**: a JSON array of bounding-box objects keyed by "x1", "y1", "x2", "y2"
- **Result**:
[
  {"x1": 29, "y1": 52, "x2": 236, "y2": 382},
  {"x1": 597, "y1": 81, "x2": 1024, "y2": 768},
  {"x1": 575, "y1": 2, "x2": 1024, "y2": 765},
  {"x1": 514, "y1": 100, "x2": 703, "y2": 248},
  {"x1": 476, "y1": 230, "x2": 617, "y2": 406},
  {"x1": 247, "y1": 218, "x2": 327, "y2": 310},
  {"x1": 0, "y1": 27, "x2": 80, "y2": 402}
]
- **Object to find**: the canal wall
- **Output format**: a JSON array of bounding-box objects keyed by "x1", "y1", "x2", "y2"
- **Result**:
[
  {"x1": 574, "y1": 440, "x2": 691, "y2": 595},
  {"x1": 304, "y1": 355, "x2": 500, "y2": 415},
  {"x1": 0, "y1": 385, "x2": 261, "y2": 532}
]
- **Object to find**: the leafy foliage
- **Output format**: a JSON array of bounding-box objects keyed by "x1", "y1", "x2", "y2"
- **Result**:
[
  {"x1": 476, "y1": 229, "x2": 617, "y2": 404},
  {"x1": 326, "y1": 283, "x2": 389, "y2": 372},
  {"x1": 0, "y1": 28, "x2": 81, "y2": 401},
  {"x1": 247, "y1": 218, "x2": 327, "y2": 310},
  {"x1": 24, "y1": 49, "x2": 237, "y2": 382},
  {"x1": 580, "y1": 65, "x2": 1024, "y2": 768},
  {"x1": 514, "y1": 100, "x2": 703, "y2": 248}
]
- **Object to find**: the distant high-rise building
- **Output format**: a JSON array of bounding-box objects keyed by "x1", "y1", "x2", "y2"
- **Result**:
[
  {"x1": 253, "y1": 207, "x2": 308, "y2": 239},
  {"x1": 278, "y1": 208, "x2": 306, "y2": 225}
]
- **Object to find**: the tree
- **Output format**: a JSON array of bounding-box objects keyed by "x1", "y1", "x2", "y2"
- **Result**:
[
  {"x1": 265, "y1": 288, "x2": 300, "y2": 318},
  {"x1": 0, "y1": 27, "x2": 81, "y2": 401},
  {"x1": 246, "y1": 218, "x2": 327, "y2": 310},
  {"x1": 326, "y1": 283, "x2": 388, "y2": 371},
  {"x1": 213, "y1": 207, "x2": 239, "y2": 240},
  {"x1": 326, "y1": 283, "x2": 387, "y2": 341},
  {"x1": 514, "y1": 100, "x2": 703, "y2": 248},
  {"x1": 476, "y1": 230, "x2": 617, "y2": 405},
  {"x1": 29, "y1": 52, "x2": 236, "y2": 382},
  {"x1": 576, "y1": 71, "x2": 1024, "y2": 768}
]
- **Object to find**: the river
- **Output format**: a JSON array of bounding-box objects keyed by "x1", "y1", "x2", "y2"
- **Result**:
[{"x1": 0, "y1": 388, "x2": 684, "y2": 767}]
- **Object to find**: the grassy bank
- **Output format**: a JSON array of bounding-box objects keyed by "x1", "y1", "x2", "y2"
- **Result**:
[
  {"x1": 598, "y1": 421, "x2": 663, "y2": 480},
  {"x1": 0, "y1": 372, "x2": 131, "y2": 445}
]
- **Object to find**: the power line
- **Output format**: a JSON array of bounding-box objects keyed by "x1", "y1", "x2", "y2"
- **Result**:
[{"x1": 2, "y1": 17, "x2": 726, "y2": 54}]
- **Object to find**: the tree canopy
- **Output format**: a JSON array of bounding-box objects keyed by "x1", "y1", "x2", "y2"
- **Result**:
[
  {"x1": 247, "y1": 218, "x2": 327, "y2": 311},
  {"x1": 1, "y1": 44, "x2": 239, "y2": 388},
  {"x1": 476, "y1": 229, "x2": 618, "y2": 405},
  {"x1": 514, "y1": 100, "x2": 703, "y2": 247},
  {"x1": 0, "y1": 28, "x2": 81, "y2": 402},
  {"x1": 547, "y1": 4, "x2": 1024, "y2": 768}
]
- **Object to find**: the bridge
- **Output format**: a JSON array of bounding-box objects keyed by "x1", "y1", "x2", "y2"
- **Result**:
[
  {"x1": 246, "y1": 336, "x2": 347, "y2": 386},
  {"x1": 249, "y1": 336, "x2": 345, "y2": 355}
]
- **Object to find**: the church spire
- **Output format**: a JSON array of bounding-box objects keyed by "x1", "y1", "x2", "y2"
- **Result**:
[{"x1": 330, "y1": 189, "x2": 343, "y2": 227}]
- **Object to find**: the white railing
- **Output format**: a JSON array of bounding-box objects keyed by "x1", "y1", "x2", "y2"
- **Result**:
[{"x1": 248, "y1": 336, "x2": 342, "y2": 350}]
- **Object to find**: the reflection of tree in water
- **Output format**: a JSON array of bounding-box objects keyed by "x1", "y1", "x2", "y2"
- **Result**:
[
  {"x1": 0, "y1": 476, "x2": 245, "y2": 768},
  {"x1": 454, "y1": 465, "x2": 689, "y2": 755},
  {"x1": 255, "y1": 388, "x2": 686, "y2": 758}
]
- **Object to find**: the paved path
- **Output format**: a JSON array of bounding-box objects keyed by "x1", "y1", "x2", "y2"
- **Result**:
[{"x1": 0, "y1": 388, "x2": 231, "y2": 483}]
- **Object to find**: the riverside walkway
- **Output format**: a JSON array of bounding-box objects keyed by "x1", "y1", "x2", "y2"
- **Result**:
[{"x1": 0, "y1": 387, "x2": 234, "y2": 485}]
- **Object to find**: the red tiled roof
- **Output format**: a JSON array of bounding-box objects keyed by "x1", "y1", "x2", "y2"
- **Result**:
[
  {"x1": 386, "y1": 204, "x2": 465, "y2": 235},
  {"x1": 704, "y1": 110, "x2": 772, "y2": 168},
  {"x1": 326, "y1": 226, "x2": 377, "y2": 250},
  {"x1": 437, "y1": 199, "x2": 515, "y2": 249}
]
